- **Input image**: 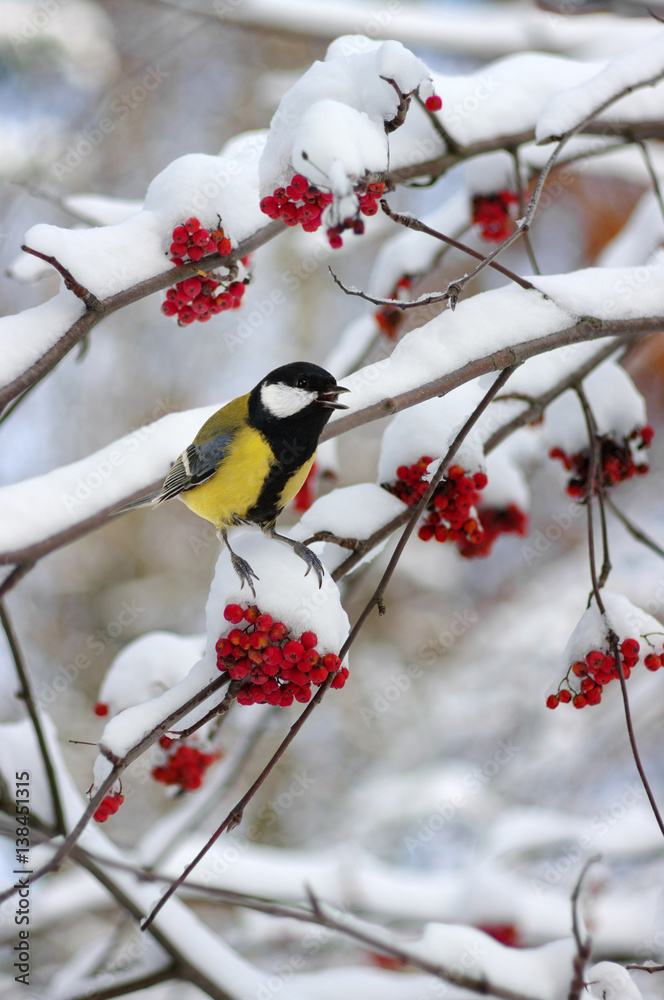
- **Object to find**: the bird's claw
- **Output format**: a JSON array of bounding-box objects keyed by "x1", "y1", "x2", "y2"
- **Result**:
[
  {"x1": 230, "y1": 554, "x2": 259, "y2": 598},
  {"x1": 293, "y1": 541, "x2": 324, "y2": 588}
]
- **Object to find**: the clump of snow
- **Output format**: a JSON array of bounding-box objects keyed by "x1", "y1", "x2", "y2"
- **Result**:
[
  {"x1": 259, "y1": 38, "x2": 432, "y2": 198},
  {"x1": 542, "y1": 359, "x2": 646, "y2": 457},
  {"x1": 98, "y1": 631, "x2": 206, "y2": 715},
  {"x1": 588, "y1": 962, "x2": 643, "y2": 1000},
  {"x1": 296, "y1": 484, "x2": 406, "y2": 541},
  {"x1": 464, "y1": 150, "x2": 515, "y2": 196},
  {"x1": 537, "y1": 35, "x2": 664, "y2": 142},
  {"x1": 560, "y1": 591, "x2": 663, "y2": 668},
  {"x1": 0, "y1": 287, "x2": 85, "y2": 390}
]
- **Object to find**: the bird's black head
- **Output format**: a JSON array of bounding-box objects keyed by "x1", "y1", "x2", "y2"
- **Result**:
[{"x1": 248, "y1": 362, "x2": 349, "y2": 453}]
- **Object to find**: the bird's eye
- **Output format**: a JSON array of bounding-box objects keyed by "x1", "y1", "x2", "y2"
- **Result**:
[{"x1": 296, "y1": 377, "x2": 307, "y2": 389}]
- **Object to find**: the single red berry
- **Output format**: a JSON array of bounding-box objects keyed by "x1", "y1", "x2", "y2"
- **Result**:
[
  {"x1": 269, "y1": 622, "x2": 289, "y2": 641},
  {"x1": 300, "y1": 631, "x2": 318, "y2": 649},
  {"x1": 255, "y1": 613, "x2": 273, "y2": 632},
  {"x1": 425, "y1": 95, "x2": 442, "y2": 112},
  {"x1": 161, "y1": 300, "x2": 179, "y2": 317},
  {"x1": 250, "y1": 631, "x2": 269, "y2": 650},
  {"x1": 309, "y1": 666, "x2": 328, "y2": 685},
  {"x1": 159, "y1": 735, "x2": 173, "y2": 749},
  {"x1": 218, "y1": 238, "x2": 232, "y2": 255},
  {"x1": 170, "y1": 241, "x2": 188, "y2": 257},
  {"x1": 546, "y1": 694, "x2": 559, "y2": 709},
  {"x1": 193, "y1": 228, "x2": 211, "y2": 247},
  {"x1": 473, "y1": 471, "x2": 488, "y2": 489},
  {"x1": 559, "y1": 689, "x2": 572, "y2": 703},
  {"x1": 301, "y1": 648, "x2": 319, "y2": 671},
  {"x1": 188, "y1": 245, "x2": 204, "y2": 261},
  {"x1": 172, "y1": 224, "x2": 188, "y2": 242},
  {"x1": 93, "y1": 702, "x2": 109, "y2": 717},
  {"x1": 244, "y1": 606, "x2": 260, "y2": 623},
  {"x1": 645, "y1": 653, "x2": 661, "y2": 671},
  {"x1": 283, "y1": 640, "x2": 304, "y2": 663},
  {"x1": 330, "y1": 666, "x2": 349, "y2": 689},
  {"x1": 572, "y1": 693, "x2": 587, "y2": 709},
  {"x1": 620, "y1": 638, "x2": 640, "y2": 659},
  {"x1": 185, "y1": 217, "x2": 200, "y2": 233},
  {"x1": 262, "y1": 645, "x2": 283, "y2": 668},
  {"x1": 418, "y1": 525, "x2": 435, "y2": 541},
  {"x1": 216, "y1": 637, "x2": 232, "y2": 658},
  {"x1": 322, "y1": 653, "x2": 341, "y2": 671}
]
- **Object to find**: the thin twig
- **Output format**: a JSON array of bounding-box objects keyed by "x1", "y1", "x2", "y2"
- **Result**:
[
  {"x1": 20, "y1": 245, "x2": 102, "y2": 309},
  {"x1": 567, "y1": 855, "x2": 600, "y2": 1000},
  {"x1": 606, "y1": 497, "x2": 664, "y2": 561},
  {"x1": 0, "y1": 601, "x2": 66, "y2": 835},
  {"x1": 574, "y1": 385, "x2": 603, "y2": 611},
  {"x1": 511, "y1": 149, "x2": 540, "y2": 275},
  {"x1": 380, "y1": 200, "x2": 539, "y2": 290},
  {"x1": 576, "y1": 385, "x2": 612, "y2": 590},
  {"x1": 413, "y1": 92, "x2": 464, "y2": 154},
  {"x1": 172, "y1": 677, "x2": 238, "y2": 739},
  {"x1": 636, "y1": 138, "x2": 664, "y2": 224}
]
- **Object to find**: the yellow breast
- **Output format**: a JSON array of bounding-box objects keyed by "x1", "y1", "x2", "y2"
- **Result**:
[{"x1": 180, "y1": 425, "x2": 273, "y2": 530}]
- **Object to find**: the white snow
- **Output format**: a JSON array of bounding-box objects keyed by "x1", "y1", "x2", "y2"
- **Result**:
[
  {"x1": 0, "y1": 288, "x2": 85, "y2": 391},
  {"x1": 537, "y1": 35, "x2": 664, "y2": 143},
  {"x1": 559, "y1": 591, "x2": 663, "y2": 668},
  {"x1": 98, "y1": 631, "x2": 206, "y2": 715},
  {"x1": 588, "y1": 962, "x2": 643, "y2": 1000}
]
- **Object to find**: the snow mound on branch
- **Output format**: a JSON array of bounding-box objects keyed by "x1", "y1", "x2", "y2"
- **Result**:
[
  {"x1": 208, "y1": 531, "x2": 350, "y2": 656},
  {"x1": 98, "y1": 631, "x2": 206, "y2": 715},
  {"x1": 377, "y1": 381, "x2": 491, "y2": 483},
  {"x1": 542, "y1": 359, "x2": 646, "y2": 456},
  {"x1": 22, "y1": 139, "x2": 267, "y2": 300},
  {"x1": 0, "y1": 287, "x2": 85, "y2": 390},
  {"x1": 537, "y1": 35, "x2": 664, "y2": 142},
  {"x1": 587, "y1": 962, "x2": 643, "y2": 1000},
  {"x1": 560, "y1": 591, "x2": 662, "y2": 667},
  {"x1": 258, "y1": 38, "x2": 432, "y2": 196}
]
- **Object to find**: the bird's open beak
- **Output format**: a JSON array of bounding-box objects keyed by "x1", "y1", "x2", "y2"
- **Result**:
[{"x1": 316, "y1": 386, "x2": 350, "y2": 410}]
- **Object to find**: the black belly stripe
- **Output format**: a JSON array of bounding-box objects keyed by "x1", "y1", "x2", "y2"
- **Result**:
[{"x1": 245, "y1": 427, "x2": 317, "y2": 527}]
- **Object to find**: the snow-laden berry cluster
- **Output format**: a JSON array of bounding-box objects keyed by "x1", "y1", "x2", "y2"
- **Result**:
[
  {"x1": 383, "y1": 458, "x2": 527, "y2": 558},
  {"x1": 471, "y1": 189, "x2": 518, "y2": 242},
  {"x1": 161, "y1": 217, "x2": 249, "y2": 326},
  {"x1": 152, "y1": 736, "x2": 220, "y2": 791},
  {"x1": 549, "y1": 425, "x2": 654, "y2": 499},
  {"x1": 547, "y1": 635, "x2": 663, "y2": 710},
  {"x1": 93, "y1": 791, "x2": 124, "y2": 823},
  {"x1": 217, "y1": 603, "x2": 347, "y2": 707},
  {"x1": 260, "y1": 173, "x2": 386, "y2": 249}
]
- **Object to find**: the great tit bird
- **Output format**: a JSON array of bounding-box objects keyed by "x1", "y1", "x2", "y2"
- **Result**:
[{"x1": 118, "y1": 362, "x2": 349, "y2": 595}]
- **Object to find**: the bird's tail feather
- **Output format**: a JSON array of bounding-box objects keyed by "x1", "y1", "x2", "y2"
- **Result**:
[{"x1": 114, "y1": 489, "x2": 163, "y2": 515}]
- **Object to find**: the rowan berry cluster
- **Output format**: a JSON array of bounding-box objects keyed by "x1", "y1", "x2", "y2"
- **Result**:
[
  {"x1": 384, "y1": 458, "x2": 528, "y2": 559},
  {"x1": 549, "y1": 426, "x2": 654, "y2": 499},
  {"x1": 471, "y1": 190, "x2": 519, "y2": 242},
  {"x1": 161, "y1": 217, "x2": 248, "y2": 326},
  {"x1": 374, "y1": 276, "x2": 411, "y2": 339},
  {"x1": 152, "y1": 736, "x2": 220, "y2": 791},
  {"x1": 260, "y1": 174, "x2": 386, "y2": 249},
  {"x1": 217, "y1": 603, "x2": 347, "y2": 707},
  {"x1": 93, "y1": 791, "x2": 124, "y2": 823},
  {"x1": 546, "y1": 635, "x2": 658, "y2": 710}
]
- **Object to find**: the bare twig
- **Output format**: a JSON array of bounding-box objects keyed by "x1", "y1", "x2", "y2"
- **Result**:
[
  {"x1": 172, "y1": 678, "x2": 239, "y2": 739},
  {"x1": 575, "y1": 385, "x2": 611, "y2": 596},
  {"x1": 511, "y1": 149, "x2": 540, "y2": 275},
  {"x1": 20, "y1": 245, "x2": 102, "y2": 309},
  {"x1": 413, "y1": 92, "x2": 464, "y2": 154},
  {"x1": 636, "y1": 137, "x2": 664, "y2": 224},
  {"x1": 568, "y1": 855, "x2": 600, "y2": 1000},
  {"x1": 606, "y1": 497, "x2": 664, "y2": 561},
  {"x1": 0, "y1": 601, "x2": 66, "y2": 835}
]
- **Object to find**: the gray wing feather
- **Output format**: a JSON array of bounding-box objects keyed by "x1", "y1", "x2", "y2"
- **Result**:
[{"x1": 158, "y1": 432, "x2": 233, "y2": 502}]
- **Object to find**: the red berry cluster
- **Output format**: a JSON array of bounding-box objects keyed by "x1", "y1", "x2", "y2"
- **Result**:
[
  {"x1": 260, "y1": 175, "x2": 334, "y2": 233},
  {"x1": 547, "y1": 636, "x2": 650, "y2": 710},
  {"x1": 374, "y1": 276, "x2": 412, "y2": 339},
  {"x1": 455, "y1": 503, "x2": 528, "y2": 559},
  {"x1": 93, "y1": 791, "x2": 124, "y2": 823},
  {"x1": 549, "y1": 426, "x2": 654, "y2": 499},
  {"x1": 471, "y1": 190, "x2": 519, "y2": 242},
  {"x1": 161, "y1": 217, "x2": 248, "y2": 326},
  {"x1": 260, "y1": 174, "x2": 386, "y2": 249},
  {"x1": 152, "y1": 736, "x2": 220, "y2": 792},
  {"x1": 384, "y1": 458, "x2": 487, "y2": 544},
  {"x1": 217, "y1": 603, "x2": 347, "y2": 707},
  {"x1": 168, "y1": 216, "x2": 232, "y2": 265}
]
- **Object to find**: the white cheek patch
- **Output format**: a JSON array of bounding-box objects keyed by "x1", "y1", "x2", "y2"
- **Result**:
[{"x1": 261, "y1": 382, "x2": 317, "y2": 418}]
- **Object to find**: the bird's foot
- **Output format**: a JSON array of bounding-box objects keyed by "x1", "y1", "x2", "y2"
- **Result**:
[
  {"x1": 229, "y1": 552, "x2": 259, "y2": 597},
  {"x1": 291, "y1": 541, "x2": 325, "y2": 588}
]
